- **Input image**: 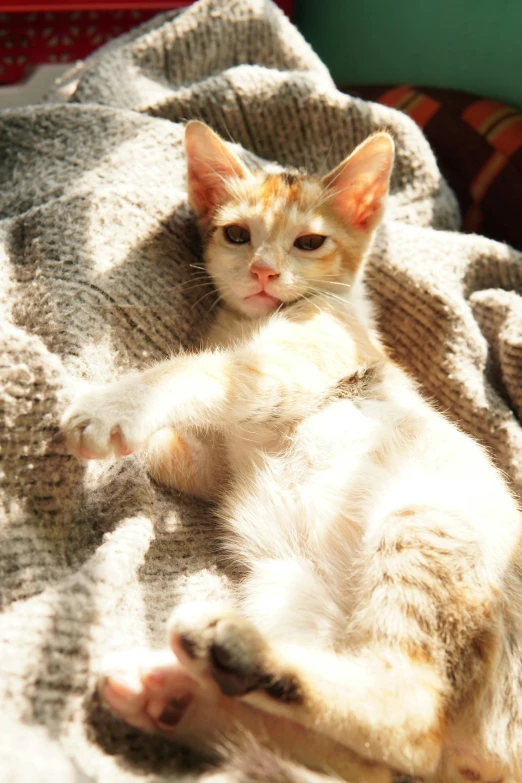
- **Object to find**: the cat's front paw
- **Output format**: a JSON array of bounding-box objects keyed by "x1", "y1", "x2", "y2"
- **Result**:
[
  {"x1": 61, "y1": 380, "x2": 150, "y2": 459},
  {"x1": 168, "y1": 603, "x2": 303, "y2": 705}
]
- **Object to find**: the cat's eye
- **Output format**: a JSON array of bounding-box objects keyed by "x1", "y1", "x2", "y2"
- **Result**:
[
  {"x1": 224, "y1": 225, "x2": 251, "y2": 244},
  {"x1": 294, "y1": 234, "x2": 326, "y2": 251}
]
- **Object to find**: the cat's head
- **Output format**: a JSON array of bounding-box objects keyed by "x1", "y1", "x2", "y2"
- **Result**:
[{"x1": 185, "y1": 121, "x2": 394, "y2": 318}]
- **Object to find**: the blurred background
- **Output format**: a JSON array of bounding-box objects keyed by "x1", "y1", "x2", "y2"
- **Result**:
[{"x1": 1, "y1": 0, "x2": 521, "y2": 248}]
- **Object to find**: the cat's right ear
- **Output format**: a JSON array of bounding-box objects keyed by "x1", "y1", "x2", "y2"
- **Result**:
[{"x1": 185, "y1": 121, "x2": 247, "y2": 222}]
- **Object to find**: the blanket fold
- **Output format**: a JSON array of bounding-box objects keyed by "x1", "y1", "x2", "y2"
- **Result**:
[{"x1": 1, "y1": 0, "x2": 521, "y2": 780}]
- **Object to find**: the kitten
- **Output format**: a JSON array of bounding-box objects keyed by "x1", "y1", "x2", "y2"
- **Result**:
[{"x1": 62, "y1": 122, "x2": 522, "y2": 783}]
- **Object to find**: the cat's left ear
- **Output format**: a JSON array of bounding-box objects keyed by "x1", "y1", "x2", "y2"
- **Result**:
[
  {"x1": 322, "y1": 133, "x2": 394, "y2": 234},
  {"x1": 185, "y1": 121, "x2": 248, "y2": 222}
]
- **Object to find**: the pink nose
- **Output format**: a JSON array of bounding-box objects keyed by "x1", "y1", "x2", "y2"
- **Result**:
[{"x1": 250, "y1": 264, "x2": 280, "y2": 287}]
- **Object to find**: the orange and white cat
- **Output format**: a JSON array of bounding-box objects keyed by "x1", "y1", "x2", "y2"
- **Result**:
[{"x1": 62, "y1": 122, "x2": 522, "y2": 783}]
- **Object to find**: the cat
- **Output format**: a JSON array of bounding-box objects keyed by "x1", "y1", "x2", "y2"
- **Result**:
[{"x1": 61, "y1": 121, "x2": 522, "y2": 783}]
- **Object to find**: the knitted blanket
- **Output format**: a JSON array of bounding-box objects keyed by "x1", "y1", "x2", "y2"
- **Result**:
[{"x1": 1, "y1": 1, "x2": 521, "y2": 780}]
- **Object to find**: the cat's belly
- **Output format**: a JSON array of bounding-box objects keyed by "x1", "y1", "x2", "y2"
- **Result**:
[
  {"x1": 225, "y1": 399, "x2": 381, "y2": 561},
  {"x1": 226, "y1": 422, "x2": 292, "y2": 466},
  {"x1": 221, "y1": 400, "x2": 384, "y2": 644}
]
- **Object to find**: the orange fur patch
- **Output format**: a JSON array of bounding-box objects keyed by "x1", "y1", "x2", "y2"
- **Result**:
[
  {"x1": 146, "y1": 431, "x2": 195, "y2": 489},
  {"x1": 259, "y1": 173, "x2": 302, "y2": 207},
  {"x1": 402, "y1": 639, "x2": 435, "y2": 665}
]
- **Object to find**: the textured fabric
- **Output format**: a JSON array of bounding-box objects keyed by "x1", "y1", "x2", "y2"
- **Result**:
[
  {"x1": 0, "y1": 1, "x2": 521, "y2": 780},
  {"x1": 345, "y1": 84, "x2": 522, "y2": 250}
]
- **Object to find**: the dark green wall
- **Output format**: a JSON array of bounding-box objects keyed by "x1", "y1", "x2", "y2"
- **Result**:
[{"x1": 295, "y1": 0, "x2": 522, "y2": 109}]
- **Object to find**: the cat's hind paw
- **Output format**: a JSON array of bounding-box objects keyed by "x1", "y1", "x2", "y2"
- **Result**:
[
  {"x1": 99, "y1": 648, "x2": 196, "y2": 734},
  {"x1": 168, "y1": 603, "x2": 303, "y2": 705}
]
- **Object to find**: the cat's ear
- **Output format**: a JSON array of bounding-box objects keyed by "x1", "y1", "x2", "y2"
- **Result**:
[
  {"x1": 322, "y1": 133, "x2": 394, "y2": 234},
  {"x1": 185, "y1": 121, "x2": 247, "y2": 222}
]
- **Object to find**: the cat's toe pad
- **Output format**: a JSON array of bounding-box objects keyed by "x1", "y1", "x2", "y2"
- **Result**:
[
  {"x1": 210, "y1": 615, "x2": 269, "y2": 696},
  {"x1": 61, "y1": 404, "x2": 133, "y2": 459},
  {"x1": 168, "y1": 603, "x2": 302, "y2": 704},
  {"x1": 168, "y1": 602, "x2": 267, "y2": 693},
  {"x1": 60, "y1": 380, "x2": 151, "y2": 460},
  {"x1": 99, "y1": 649, "x2": 195, "y2": 733}
]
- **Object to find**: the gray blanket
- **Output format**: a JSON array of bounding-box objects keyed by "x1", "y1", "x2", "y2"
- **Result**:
[{"x1": 1, "y1": 1, "x2": 522, "y2": 780}]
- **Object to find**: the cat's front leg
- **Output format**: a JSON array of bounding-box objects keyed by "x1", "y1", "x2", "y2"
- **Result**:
[{"x1": 61, "y1": 351, "x2": 229, "y2": 459}]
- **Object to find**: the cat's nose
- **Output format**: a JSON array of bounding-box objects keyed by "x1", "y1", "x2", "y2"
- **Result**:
[{"x1": 250, "y1": 264, "x2": 280, "y2": 287}]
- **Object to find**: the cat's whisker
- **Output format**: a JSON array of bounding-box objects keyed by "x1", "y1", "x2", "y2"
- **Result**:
[
  {"x1": 320, "y1": 293, "x2": 348, "y2": 306},
  {"x1": 301, "y1": 295, "x2": 324, "y2": 316},
  {"x1": 171, "y1": 275, "x2": 212, "y2": 287},
  {"x1": 171, "y1": 281, "x2": 214, "y2": 297},
  {"x1": 308, "y1": 289, "x2": 353, "y2": 304},
  {"x1": 208, "y1": 294, "x2": 225, "y2": 314},
  {"x1": 164, "y1": 279, "x2": 213, "y2": 298},
  {"x1": 180, "y1": 277, "x2": 213, "y2": 285},
  {"x1": 308, "y1": 277, "x2": 352, "y2": 288},
  {"x1": 316, "y1": 129, "x2": 343, "y2": 177},
  {"x1": 216, "y1": 118, "x2": 236, "y2": 144},
  {"x1": 190, "y1": 287, "x2": 220, "y2": 311},
  {"x1": 315, "y1": 290, "x2": 354, "y2": 308},
  {"x1": 308, "y1": 285, "x2": 355, "y2": 306},
  {"x1": 308, "y1": 190, "x2": 338, "y2": 212}
]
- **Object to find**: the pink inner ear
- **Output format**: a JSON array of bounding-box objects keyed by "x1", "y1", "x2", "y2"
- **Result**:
[
  {"x1": 324, "y1": 134, "x2": 394, "y2": 234},
  {"x1": 188, "y1": 171, "x2": 224, "y2": 222},
  {"x1": 345, "y1": 178, "x2": 388, "y2": 232},
  {"x1": 185, "y1": 123, "x2": 247, "y2": 222},
  {"x1": 187, "y1": 156, "x2": 245, "y2": 222}
]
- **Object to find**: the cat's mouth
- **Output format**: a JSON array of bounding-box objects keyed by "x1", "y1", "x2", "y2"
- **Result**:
[{"x1": 244, "y1": 291, "x2": 283, "y2": 309}]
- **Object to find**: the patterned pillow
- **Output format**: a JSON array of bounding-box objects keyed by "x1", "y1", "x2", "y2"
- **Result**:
[{"x1": 343, "y1": 85, "x2": 522, "y2": 251}]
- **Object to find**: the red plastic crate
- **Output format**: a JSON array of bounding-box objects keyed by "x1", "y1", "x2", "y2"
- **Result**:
[
  {"x1": 0, "y1": 1, "x2": 295, "y2": 84},
  {"x1": 1, "y1": 1, "x2": 188, "y2": 8}
]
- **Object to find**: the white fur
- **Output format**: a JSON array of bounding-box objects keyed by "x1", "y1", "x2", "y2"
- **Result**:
[{"x1": 62, "y1": 124, "x2": 522, "y2": 782}]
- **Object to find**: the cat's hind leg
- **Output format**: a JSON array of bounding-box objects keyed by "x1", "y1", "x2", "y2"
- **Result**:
[
  {"x1": 169, "y1": 602, "x2": 447, "y2": 778},
  {"x1": 169, "y1": 507, "x2": 507, "y2": 781},
  {"x1": 141, "y1": 428, "x2": 226, "y2": 499},
  {"x1": 238, "y1": 558, "x2": 345, "y2": 647},
  {"x1": 99, "y1": 625, "x2": 391, "y2": 783}
]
